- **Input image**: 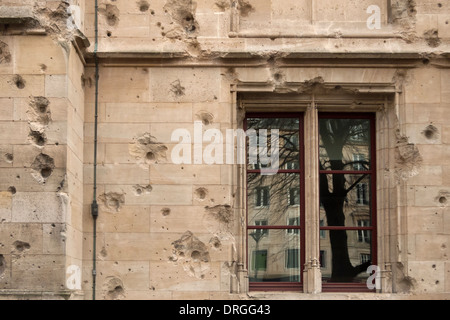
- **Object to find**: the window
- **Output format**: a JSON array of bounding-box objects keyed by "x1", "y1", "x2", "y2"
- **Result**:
[
  {"x1": 245, "y1": 111, "x2": 376, "y2": 292},
  {"x1": 356, "y1": 183, "x2": 369, "y2": 205},
  {"x1": 255, "y1": 220, "x2": 269, "y2": 236},
  {"x1": 252, "y1": 250, "x2": 268, "y2": 271},
  {"x1": 357, "y1": 220, "x2": 371, "y2": 243},
  {"x1": 255, "y1": 186, "x2": 270, "y2": 207},
  {"x1": 319, "y1": 113, "x2": 376, "y2": 289},
  {"x1": 287, "y1": 217, "x2": 300, "y2": 235},
  {"x1": 320, "y1": 250, "x2": 326, "y2": 268},
  {"x1": 286, "y1": 249, "x2": 300, "y2": 269},
  {"x1": 246, "y1": 113, "x2": 304, "y2": 291},
  {"x1": 288, "y1": 188, "x2": 300, "y2": 206}
]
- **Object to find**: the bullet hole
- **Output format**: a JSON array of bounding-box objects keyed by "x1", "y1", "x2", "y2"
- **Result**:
[
  {"x1": 424, "y1": 29, "x2": 441, "y2": 48},
  {"x1": 209, "y1": 236, "x2": 222, "y2": 249},
  {"x1": 146, "y1": 152, "x2": 156, "y2": 161},
  {"x1": 29, "y1": 130, "x2": 47, "y2": 147},
  {"x1": 106, "y1": 31, "x2": 112, "y2": 37},
  {"x1": 133, "y1": 184, "x2": 152, "y2": 196},
  {"x1": 422, "y1": 124, "x2": 439, "y2": 140},
  {"x1": 171, "y1": 231, "x2": 210, "y2": 278},
  {"x1": 103, "y1": 4, "x2": 120, "y2": 26},
  {"x1": 215, "y1": 0, "x2": 230, "y2": 11},
  {"x1": 13, "y1": 240, "x2": 31, "y2": 252},
  {"x1": 104, "y1": 277, "x2": 125, "y2": 300},
  {"x1": 164, "y1": 0, "x2": 199, "y2": 34},
  {"x1": 395, "y1": 131, "x2": 422, "y2": 180},
  {"x1": 40, "y1": 64, "x2": 47, "y2": 72},
  {"x1": 7, "y1": 186, "x2": 16, "y2": 195},
  {"x1": 100, "y1": 247, "x2": 108, "y2": 258},
  {"x1": 422, "y1": 58, "x2": 430, "y2": 65},
  {"x1": 195, "y1": 187, "x2": 208, "y2": 200},
  {"x1": 4, "y1": 153, "x2": 13, "y2": 163},
  {"x1": 205, "y1": 205, "x2": 233, "y2": 225},
  {"x1": 438, "y1": 3, "x2": 442, "y2": 7},
  {"x1": 28, "y1": 97, "x2": 52, "y2": 128},
  {"x1": 98, "y1": 192, "x2": 126, "y2": 213},
  {"x1": 439, "y1": 196, "x2": 447, "y2": 204},
  {"x1": 129, "y1": 133, "x2": 168, "y2": 166},
  {"x1": 237, "y1": 0, "x2": 255, "y2": 17},
  {"x1": 195, "y1": 111, "x2": 214, "y2": 126},
  {"x1": 170, "y1": 79, "x2": 186, "y2": 97},
  {"x1": 81, "y1": 74, "x2": 92, "y2": 88},
  {"x1": 13, "y1": 75, "x2": 26, "y2": 89},
  {"x1": 138, "y1": 0, "x2": 150, "y2": 12},
  {"x1": 31, "y1": 154, "x2": 55, "y2": 183},
  {"x1": 161, "y1": 208, "x2": 171, "y2": 216}
]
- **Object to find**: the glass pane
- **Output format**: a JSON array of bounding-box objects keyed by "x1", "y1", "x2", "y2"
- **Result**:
[
  {"x1": 319, "y1": 118, "x2": 371, "y2": 171},
  {"x1": 248, "y1": 173, "x2": 301, "y2": 226},
  {"x1": 320, "y1": 230, "x2": 372, "y2": 284},
  {"x1": 320, "y1": 174, "x2": 371, "y2": 227},
  {"x1": 248, "y1": 229, "x2": 301, "y2": 282},
  {"x1": 247, "y1": 118, "x2": 300, "y2": 171}
]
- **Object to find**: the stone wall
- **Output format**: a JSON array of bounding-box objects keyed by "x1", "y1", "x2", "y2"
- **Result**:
[{"x1": 0, "y1": 0, "x2": 449, "y2": 300}]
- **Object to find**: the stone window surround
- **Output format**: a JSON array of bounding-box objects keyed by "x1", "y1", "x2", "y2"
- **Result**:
[{"x1": 231, "y1": 82, "x2": 399, "y2": 294}]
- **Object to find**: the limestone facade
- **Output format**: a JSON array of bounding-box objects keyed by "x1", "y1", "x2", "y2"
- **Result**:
[{"x1": 0, "y1": 0, "x2": 449, "y2": 300}]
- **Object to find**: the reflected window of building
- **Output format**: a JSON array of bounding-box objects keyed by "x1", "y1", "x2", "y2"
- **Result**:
[{"x1": 246, "y1": 113, "x2": 304, "y2": 290}]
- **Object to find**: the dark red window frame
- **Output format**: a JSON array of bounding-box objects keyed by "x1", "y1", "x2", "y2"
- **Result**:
[
  {"x1": 245, "y1": 112, "x2": 305, "y2": 292},
  {"x1": 318, "y1": 112, "x2": 377, "y2": 293}
]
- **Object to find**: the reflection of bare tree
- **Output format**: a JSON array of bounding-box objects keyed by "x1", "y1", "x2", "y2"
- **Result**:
[
  {"x1": 319, "y1": 118, "x2": 372, "y2": 282},
  {"x1": 247, "y1": 117, "x2": 373, "y2": 283}
]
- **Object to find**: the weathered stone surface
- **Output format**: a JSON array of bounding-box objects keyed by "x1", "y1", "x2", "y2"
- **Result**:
[{"x1": 0, "y1": 0, "x2": 450, "y2": 301}]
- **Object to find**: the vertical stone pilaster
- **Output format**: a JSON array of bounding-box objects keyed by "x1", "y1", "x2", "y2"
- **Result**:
[{"x1": 303, "y1": 98, "x2": 321, "y2": 293}]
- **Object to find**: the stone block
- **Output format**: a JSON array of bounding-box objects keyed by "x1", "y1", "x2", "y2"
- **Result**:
[
  {"x1": 414, "y1": 186, "x2": 450, "y2": 207},
  {"x1": 414, "y1": 235, "x2": 449, "y2": 261},
  {"x1": 149, "y1": 164, "x2": 221, "y2": 185},
  {"x1": 45, "y1": 75, "x2": 68, "y2": 98},
  {"x1": 0, "y1": 122, "x2": 31, "y2": 144},
  {"x1": 101, "y1": 233, "x2": 153, "y2": 261},
  {"x1": 148, "y1": 68, "x2": 221, "y2": 103},
  {"x1": 12, "y1": 192, "x2": 66, "y2": 223},
  {"x1": 83, "y1": 164, "x2": 150, "y2": 185},
  {"x1": 95, "y1": 260, "x2": 150, "y2": 296},
  {"x1": 0, "y1": 191, "x2": 12, "y2": 222},
  {"x1": 150, "y1": 205, "x2": 208, "y2": 234},
  {"x1": 0, "y1": 74, "x2": 45, "y2": 98},
  {"x1": 10, "y1": 254, "x2": 66, "y2": 290},
  {"x1": 86, "y1": 67, "x2": 150, "y2": 103},
  {"x1": 146, "y1": 184, "x2": 193, "y2": 205},
  {"x1": 0, "y1": 98, "x2": 13, "y2": 120},
  {"x1": 42, "y1": 223, "x2": 66, "y2": 255},
  {"x1": 0, "y1": 223, "x2": 43, "y2": 255},
  {"x1": 84, "y1": 123, "x2": 151, "y2": 144},
  {"x1": 408, "y1": 261, "x2": 445, "y2": 294},
  {"x1": 405, "y1": 68, "x2": 441, "y2": 104},
  {"x1": 437, "y1": 15, "x2": 450, "y2": 38},
  {"x1": 14, "y1": 36, "x2": 67, "y2": 75},
  {"x1": 105, "y1": 102, "x2": 193, "y2": 123},
  {"x1": 407, "y1": 207, "x2": 444, "y2": 234},
  {"x1": 96, "y1": 205, "x2": 151, "y2": 233}
]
